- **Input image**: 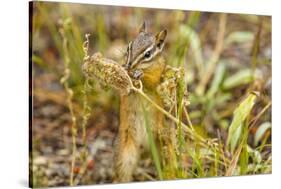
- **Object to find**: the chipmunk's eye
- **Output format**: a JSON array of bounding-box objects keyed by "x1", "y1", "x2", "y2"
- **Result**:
[{"x1": 144, "y1": 51, "x2": 151, "y2": 58}]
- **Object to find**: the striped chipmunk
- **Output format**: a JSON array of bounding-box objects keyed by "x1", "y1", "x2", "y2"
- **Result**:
[{"x1": 114, "y1": 21, "x2": 168, "y2": 182}]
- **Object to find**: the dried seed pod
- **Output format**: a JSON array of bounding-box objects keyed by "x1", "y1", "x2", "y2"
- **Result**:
[
  {"x1": 157, "y1": 66, "x2": 189, "y2": 108},
  {"x1": 82, "y1": 52, "x2": 132, "y2": 94},
  {"x1": 157, "y1": 78, "x2": 177, "y2": 107}
]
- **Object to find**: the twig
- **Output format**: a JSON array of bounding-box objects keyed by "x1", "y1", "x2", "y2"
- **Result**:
[
  {"x1": 249, "y1": 101, "x2": 272, "y2": 129},
  {"x1": 225, "y1": 135, "x2": 245, "y2": 176},
  {"x1": 136, "y1": 168, "x2": 156, "y2": 181},
  {"x1": 183, "y1": 106, "x2": 194, "y2": 131}
]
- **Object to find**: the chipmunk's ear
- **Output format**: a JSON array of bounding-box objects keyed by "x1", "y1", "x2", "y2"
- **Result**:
[
  {"x1": 155, "y1": 29, "x2": 167, "y2": 50},
  {"x1": 139, "y1": 21, "x2": 147, "y2": 33}
]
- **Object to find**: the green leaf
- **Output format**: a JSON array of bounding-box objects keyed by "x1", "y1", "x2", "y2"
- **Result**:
[
  {"x1": 254, "y1": 122, "x2": 271, "y2": 146},
  {"x1": 230, "y1": 125, "x2": 242, "y2": 154},
  {"x1": 222, "y1": 69, "x2": 259, "y2": 90},
  {"x1": 227, "y1": 93, "x2": 257, "y2": 153},
  {"x1": 247, "y1": 146, "x2": 262, "y2": 164},
  {"x1": 32, "y1": 55, "x2": 51, "y2": 71},
  {"x1": 180, "y1": 25, "x2": 203, "y2": 70},
  {"x1": 225, "y1": 31, "x2": 254, "y2": 47},
  {"x1": 206, "y1": 62, "x2": 226, "y2": 98},
  {"x1": 239, "y1": 122, "x2": 249, "y2": 175}
]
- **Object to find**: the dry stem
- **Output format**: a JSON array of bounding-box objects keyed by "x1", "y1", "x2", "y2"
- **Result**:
[{"x1": 59, "y1": 27, "x2": 78, "y2": 186}]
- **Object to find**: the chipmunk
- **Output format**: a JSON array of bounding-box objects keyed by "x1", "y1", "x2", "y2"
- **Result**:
[{"x1": 114, "y1": 22, "x2": 168, "y2": 182}]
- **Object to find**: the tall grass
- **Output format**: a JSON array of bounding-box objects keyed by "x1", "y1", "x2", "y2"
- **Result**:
[{"x1": 142, "y1": 101, "x2": 163, "y2": 180}]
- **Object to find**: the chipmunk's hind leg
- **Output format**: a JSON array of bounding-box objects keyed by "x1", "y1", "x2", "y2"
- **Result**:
[{"x1": 114, "y1": 133, "x2": 139, "y2": 183}]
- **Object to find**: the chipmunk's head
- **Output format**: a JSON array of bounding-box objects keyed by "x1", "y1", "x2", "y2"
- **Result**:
[{"x1": 124, "y1": 22, "x2": 167, "y2": 70}]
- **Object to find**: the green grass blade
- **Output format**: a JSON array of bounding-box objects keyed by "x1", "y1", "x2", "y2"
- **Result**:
[
  {"x1": 254, "y1": 122, "x2": 271, "y2": 146},
  {"x1": 227, "y1": 93, "x2": 257, "y2": 153},
  {"x1": 141, "y1": 101, "x2": 163, "y2": 180}
]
